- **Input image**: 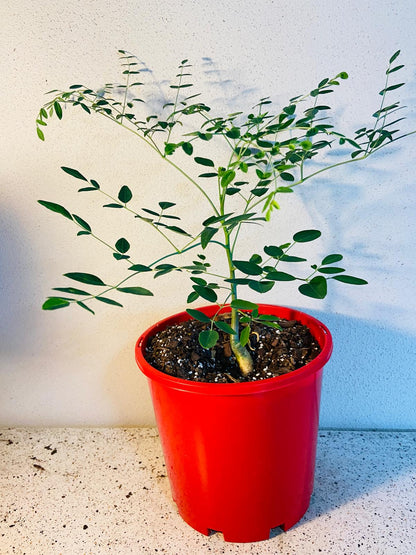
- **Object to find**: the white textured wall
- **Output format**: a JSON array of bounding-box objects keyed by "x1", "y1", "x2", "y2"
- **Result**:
[{"x1": 1, "y1": 0, "x2": 415, "y2": 428}]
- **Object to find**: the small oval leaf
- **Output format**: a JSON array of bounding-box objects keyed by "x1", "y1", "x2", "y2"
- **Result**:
[
  {"x1": 230, "y1": 299, "x2": 258, "y2": 311},
  {"x1": 64, "y1": 272, "x2": 106, "y2": 286},
  {"x1": 192, "y1": 285, "x2": 218, "y2": 303},
  {"x1": 118, "y1": 185, "x2": 133, "y2": 203},
  {"x1": 38, "y1": 200, "x2": 73, "y2": 221},
  {"x1": 42, "y1": 297, "x2": 70, "y2": 310},
  {"x1": 293, "y1": 229, "x2": 321, "y2": 243},
  {"x1": 199, "y1": 329, "x2": 219, "y2": 349},
  {"x1": 115, "y1": 237, "x2": 130, "y2": 253},
  {"x1": 117, "y1": 286, "x2": 153, "y2": 296},
  {"x1": 186, "y1": 309, "x2": 211, "y2": 323},
  {"x1": 298, "y1": 276, "x2": 327, "y2": 299},
  {"x1": 61, "y1": 167, "x2": 88, "y2": 181},
  {"x1": 233, "y1": 260, "x2": 263, "y2": 276},
  {"x1": 214, "y1": 320, "x2": 237, "y2": 335},
  {"x1": 194, "y1": 156, "x2": 215, "y2": 167},
  {"x1": 95, "y1": 296, "x2": 123, "y2": 307},
  {"x1": 332, "y1": 275, "x2": 368, "y2": 285},
  {"x1": 321, "y1": 253, "x2": 343, "y2": 265},
  {"x1": 240, "y1": 325, "x2": 251, "y2": 347}
]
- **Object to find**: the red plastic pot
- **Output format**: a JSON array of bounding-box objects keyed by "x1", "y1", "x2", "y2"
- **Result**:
[{"x1": 135, "y1": 304, "x2": 332, "y2": 543}]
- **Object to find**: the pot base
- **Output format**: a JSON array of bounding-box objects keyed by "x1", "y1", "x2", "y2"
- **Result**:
[{"x1": 180, "y1": 494, "x2": 311, "y2": 542}]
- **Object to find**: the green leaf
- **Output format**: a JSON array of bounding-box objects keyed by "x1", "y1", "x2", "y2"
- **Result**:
[
  {"x1": 322, "y1": 253, "x2": 343, "y2": 265},
  {"x1": 264, "y1": 245, "x2": 284, "y2": 258},
  {"x1": 199, "y1": 329, "x2": 219, "y2": 349},
  {"x1": 193, "y1": 285, "x2": 218, "y2": 303},
  {"x1": 386, "y1": 64, "x2": 404, "y2": 75},
  {"x1": 113, "y1": 253, "x2": 130, "y2": 261},
  {"x1": 78, "y1": 187, "x2": 99, "y2": 192},
  {"x1": 257, "y1": 314, "x2": 281, "y2": 322},
  {"x1": 117, "y1": 286, "x2": 154, "y2": 296},
  {"x1": 95, "y1": 296, "x2": 123, "y2": 307},
  {"x1": 53, "y1": 287, "x2": 90, "y2": 296},
  {"x1": 248, "y1": 280, "x2": 274, "y2": 293},
  {"x1": 77, "y1": 301, "x2": 95, "y2": 314},
  {"x1": 197, "y1": 132, "x2": 212, "y2": 141},
  {"x1": 240, "y1": 325, "x2": 251, "y2": 347},
  {"x1": 202, "y1": 213, "x2": 233, "y2": 226},
  {"x1": 64, "y1": 272, "x2": 106, "y2": 286},
  {"x1": 182, "y1": 142, "x2": 193, "y2": 155},
  {"x1": 280, "y1": 172, "x2": 295, "y2": 182},
  {"x1": 42, "y1": 297, "x2": 71, "y2": 310},
  {"x1": 225, "y1": 127, "x2": 240, "y2": 139},
  {"x1": 225, "y1": 187, "x2": 241, "y2": 196},
  {"x1": 275, "y1": 187, "x2": 294, "y2": 193},
  {"x1": 72, "y1": 214, "x2": 91, "y2": 232},
  {"x1": 266, "y1": 271, "x2": 297, "y2": 281},
  {"x1": 38, "y1": 200, "x2": 73, "y2": 221},
  {"x1": 293, "y1": 229, "x2": 321, "y2": 242},
  {"x1": 224, "y1": 213, "x2": 259, "y2": 227},
  {"x1": 103, "y1": 203, "x2": 124, "y2": 208},
  {"x1": 61, "y1": 167, "x2": 88, "y2": 181},
  {"x1": 162, "y1": 224, "x2": 191, "y2": 236},
  {"x1": 118, "y1": 185, "x2": 133, "y2": 203},
  {"x1": 279, "y1": 255, "x2": 307, "y2": 263},
  {"x1": 319, "y1": 267, "x2": 345, "y2": 274},
  {"x1": 194, "y1": 156, "x2": 215, "y2": 167},
  {"x1": 154, "y1": 263, "x2": 176, "y2": 278},
  {"x1": 186, "y1": 309, "x2": 211, "y2": 323},
  {"x1": 230, "y1": 299, "x2": 258, "y2": 311},
  {"x1": 164, "y1": 143, "x2": 177, "y2": 155},
  {"x1": 332, "y1": 275, "x2": 368, "y2": 285},
  {"x1": 54, "y1": 101, "x2": 63, "y2": 119},
  {"x1": 37, "y1": 127, "x2": 45, "y2": 141},
  {"x1": 128, "y1": 264, "x2": 152, "y2": 272},
  {"x1": 224, "y1": 278, "x2": 251, "y2": 285},
  {"x1": 389, "y1": 50, "x2": 401, "y2": 64},
  {"x1": 379, "y1": 83, "x2": 404, "y2": 94},
  {"x1": 298, "y1": 276, "x2": 327, "y2": 299},
  {"x1": 233, "y1": 260, "x2": 263, "y2": 276},
  {"x1": 251, "y1": 187, "x2": 268, "y2": 197},
  {"x1": 201, "y1": 227, "x2": 218, "y2": 249},
  {"x1": 187, "y1": 291, "x2": 199, "y2": 303},
  {"x1": 191, "y1": 277, "x2": 207, "y2": 285},
  {"x1": 90, "y1": 179, "x2": 100, "y2": 189},
  {"x1": 159, "y1": 201, "x2": 176, "y2": 210},
  {"x1": 250, "y1": 254, "x2": 262, "y2": 264},
  {"x1": 115, "y1": 237, "x2": 130, "y2": 253},
  {"x1": 142, "y1": 208, "x2": 159, "y2": 217},
  {"x1": 199, "y1": 172, "x2": 218, "y2": 178},
  {"x1": 214, "y1": 320, "x2": 237, "y2": 335},
  {"x1": 221, "y1": 170, "x2": 236, "y2": 188}
]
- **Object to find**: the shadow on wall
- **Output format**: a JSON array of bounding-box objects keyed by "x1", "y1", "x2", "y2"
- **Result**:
[
  {"x1": 314, "y1": 309, "x2": 416, "y2": 429},
  {"x1": 0, "y1": 206, "x2": 39, "y2": 356}
]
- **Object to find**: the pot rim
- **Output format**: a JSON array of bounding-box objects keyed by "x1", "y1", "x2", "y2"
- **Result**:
[{"x1": 135, "y1": 304, "x2": 333, "y2": 396}]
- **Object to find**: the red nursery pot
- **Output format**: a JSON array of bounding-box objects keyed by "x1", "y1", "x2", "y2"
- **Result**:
[{"x1": 135, "y1": 304, "x2": 333, "y2": 543}]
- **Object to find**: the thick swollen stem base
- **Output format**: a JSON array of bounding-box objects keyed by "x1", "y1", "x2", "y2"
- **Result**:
[{"x1": 230, "y1": 336, "x2": 253, "y2": 377}]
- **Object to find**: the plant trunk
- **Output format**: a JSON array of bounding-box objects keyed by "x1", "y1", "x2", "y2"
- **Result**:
[{"x1": 230, "y1": 306, "x2": 253, "y2": 377}]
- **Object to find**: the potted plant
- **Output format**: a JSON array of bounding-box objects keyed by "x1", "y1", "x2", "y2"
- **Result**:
[{"x1": 36, "y1": 50, "x2": 414, "y2": 542}]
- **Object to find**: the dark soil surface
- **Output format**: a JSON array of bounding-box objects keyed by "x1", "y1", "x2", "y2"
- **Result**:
[{"x1": 145, "y1": 317, "x2": 321, "y2": 383}]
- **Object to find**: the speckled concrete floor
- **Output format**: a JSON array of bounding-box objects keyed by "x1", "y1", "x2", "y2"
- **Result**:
[{"x1": 0, "y1": 428, "x2": 415, "y2": 554}]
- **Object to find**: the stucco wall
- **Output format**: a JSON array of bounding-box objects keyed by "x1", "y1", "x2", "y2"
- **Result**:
[{"x1": 1, "y1": 0, "x2": 415, "y2": 428}]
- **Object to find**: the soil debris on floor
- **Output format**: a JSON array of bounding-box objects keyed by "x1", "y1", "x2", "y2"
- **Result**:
[{"x1": 145, "y1": 316, "x2": 321, "y2": 383}]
